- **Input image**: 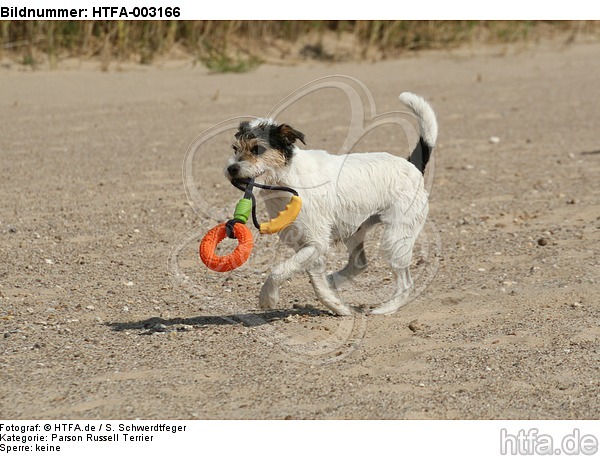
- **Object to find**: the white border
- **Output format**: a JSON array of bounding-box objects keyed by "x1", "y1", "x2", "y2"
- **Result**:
[
  {"x1": 1, "y1": 420, "x2": 599, "y2": 456},
  {"x1": 4, "y1": 0, "x2": 600, "y2": 19}
]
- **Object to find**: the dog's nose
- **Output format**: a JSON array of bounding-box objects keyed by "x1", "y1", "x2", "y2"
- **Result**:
[{"x1": 227, "y1": 163, "x2": 240, "y2": 177}]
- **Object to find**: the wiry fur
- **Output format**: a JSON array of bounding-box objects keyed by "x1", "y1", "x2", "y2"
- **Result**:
[{"x1": 224, "y1": 92, "x2": 438, "y2": 315}]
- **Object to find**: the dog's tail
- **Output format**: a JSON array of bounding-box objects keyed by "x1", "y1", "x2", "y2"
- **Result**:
[{"x1": 399, "y1": 92, "x2": 438, "y2": 174}]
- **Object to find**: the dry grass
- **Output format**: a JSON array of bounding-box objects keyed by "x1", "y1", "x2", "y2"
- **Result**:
[{"x1": 1, "y1": 21, "x2": 598, "y2": 71}]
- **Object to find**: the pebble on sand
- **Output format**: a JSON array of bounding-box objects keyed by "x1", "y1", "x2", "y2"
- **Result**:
[{"x1": 408, "y1": 320, "x2": 428, "y2": 333}]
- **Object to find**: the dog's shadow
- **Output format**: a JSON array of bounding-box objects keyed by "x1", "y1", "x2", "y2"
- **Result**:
[{"x1": 106, "y1": 307, "x2": 331, "y2": 335}]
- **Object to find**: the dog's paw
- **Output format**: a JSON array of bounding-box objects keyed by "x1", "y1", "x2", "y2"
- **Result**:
[
  {"x1": 329, "y1": 305, "x2": 353, "y2": 316},
  {"x1": 259, "y1": 278, "x2": 279, "y2": 309},
  {"x1": 320, "y1": 300, "x2": 354, "y2": 316},
  {"x1": 368, "y1": 306, "x2": 398, "y2": 316}
]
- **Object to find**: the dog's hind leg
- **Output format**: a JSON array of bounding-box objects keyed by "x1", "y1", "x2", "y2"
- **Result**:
[
  {"x1": 370, "y1": 220, "x2": 420, "y2": 315},
  {"x1": 327, "y1": 216, "x2": 379, "y2": 289},
  {"x1": 307, "y1": 256, "x2": 353, "y2": 316},
  {"x1": 370, "y1": 187, "x2": 428, "y2": 315},
  {"x1": 370, "y1": 265, "x2": 413, "y2": 315}
]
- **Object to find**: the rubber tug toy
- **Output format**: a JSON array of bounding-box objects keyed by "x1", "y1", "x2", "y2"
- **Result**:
[{"x1": 199, "y1": 178, "x2": 302, "y2": 272}]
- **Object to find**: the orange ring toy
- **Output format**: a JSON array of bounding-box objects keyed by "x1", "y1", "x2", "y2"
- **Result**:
[{"x1": 199, "y1": 223, "x2": 254, "y2": 272}]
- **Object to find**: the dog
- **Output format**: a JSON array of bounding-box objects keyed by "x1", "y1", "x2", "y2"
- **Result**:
[{"x1": 224, "y1": 92, "x2": 438, "y2": 315}]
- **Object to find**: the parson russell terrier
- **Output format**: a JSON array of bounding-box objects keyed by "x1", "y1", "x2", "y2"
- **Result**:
[{"x1": 224, "y1": 92, "x2": 438, "y2": 315}]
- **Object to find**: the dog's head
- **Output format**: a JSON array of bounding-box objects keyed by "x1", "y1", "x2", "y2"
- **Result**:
[{"x1": 224, "y1": 118, "x2": 305, "y2": 182}]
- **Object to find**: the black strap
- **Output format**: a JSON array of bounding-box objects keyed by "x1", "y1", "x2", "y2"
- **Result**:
[
  {"x1": 225, "y1": 219, "x2": 243, "y2": 239},
  {"x1": 229, "y1": 178, "x2": 299, "y2": 233},
  {"x1": 230, "y1": 179, "x2": 261, "y2": 231},
  {"x1": 233, "y1": 178, "x2": 299, "y2": 197}
]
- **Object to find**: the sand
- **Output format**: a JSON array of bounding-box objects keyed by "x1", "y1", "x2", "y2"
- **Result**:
[{"x1": 1, "y1": 40, "x2": 599, "y2": 419}]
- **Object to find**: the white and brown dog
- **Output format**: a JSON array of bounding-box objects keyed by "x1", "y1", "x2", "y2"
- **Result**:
[{"x1": 224, "y1": 92, "x2": 438, "y2": 315}]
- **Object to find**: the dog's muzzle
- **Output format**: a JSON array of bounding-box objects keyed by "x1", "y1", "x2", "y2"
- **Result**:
[{"x1": 227, "y1": 163, "x2": 240, "y2": 178}]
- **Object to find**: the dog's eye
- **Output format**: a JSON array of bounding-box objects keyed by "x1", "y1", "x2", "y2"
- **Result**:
[
  {"x1": 252, "y1": 145, "x2": 266, "y2": 155},
  {"x1": 231, "y1": 144, "x2": 239, "y2": 153}
]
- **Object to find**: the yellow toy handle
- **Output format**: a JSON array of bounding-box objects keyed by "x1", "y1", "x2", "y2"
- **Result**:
[{"x1": 259, "y1": 195, "x2": 302, "y2": 234}]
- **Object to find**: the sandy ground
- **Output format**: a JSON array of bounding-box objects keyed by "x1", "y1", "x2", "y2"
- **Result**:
[{"x1": 1, "y1": 40, "x2": 599, "y2": 420}]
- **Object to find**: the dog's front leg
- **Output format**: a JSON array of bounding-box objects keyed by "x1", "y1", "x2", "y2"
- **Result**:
[{"x1": 259, "y1": 245, "x2": 321, "y2": 310}]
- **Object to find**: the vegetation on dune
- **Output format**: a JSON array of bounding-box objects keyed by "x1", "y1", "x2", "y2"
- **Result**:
[{"x1": 0, "y1": 20, "x2": 597, "y2": 72}]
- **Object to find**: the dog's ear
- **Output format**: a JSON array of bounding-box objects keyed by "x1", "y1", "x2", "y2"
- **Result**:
[
  {"x1": 235, "y1": 121, "x2": 251, "y2": 140},
  {"x1": 277, "y1": 124, "x2": 306, "y2": 145}
]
